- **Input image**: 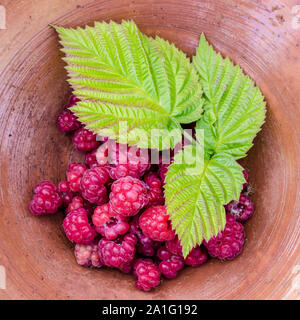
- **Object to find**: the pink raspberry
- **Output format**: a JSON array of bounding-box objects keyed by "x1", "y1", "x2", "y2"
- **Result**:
[
  {"x1": 96, "y1": 142, "x2": 150, "y2": 180},
  {"x1": 29, "y1": 181, "x2": 62, "y2": 216},
  {"x1": 139, "y1": 206, "x2": 175, "y2": 241},
  {"x1": 130, "y1": 217, "x2": 160, "y2": 257},
  {"x1": 144, "y1": 172, "x2": 164, "y2": 207},
  {"x1": 63, "y1": 208, "x2": 97, "y2": 244},
  {"x1": 157, "y1": 246, "x2": 172, "y2": 260},
  {"x1": 165, "y1": 235, "x2": 183, "y2": 256},
  {"x1": 184, "y1": 246, "x2": 208, "y2": 267},
  {"x1": 66, "y1": 162, "x2": 87, "y2": 192},
  {"x1": 109, "y1": 176, "x2": 149, "y2": 217},
  {"x1": 204, "y1": 214, "x2": 245, "y2": 260},
  {"x1": 80, "y1": 167, "x2": 109, "y2": 205},
  {"x1": 57, "y1": 109, "x2": 81, "y2": 132},
  {"x1": 66, "y1": 195, "x2": 93, "y2": 215},
  {"x1": 67, "y1": 94, "x2": 80, "y2": 107},
  {"x1": 74, "y1": 242, "x2": 103, "y2": 268},
  {"x1": 225, "y1": 194, "x2": 254, "y2": 222},
  {"x1": 93, "y1": 204, "x2": 129, "y2": 240},
  {"x1": 133, "y1": 259, "x2": 161, "y2": 291},
  {"x1": 98, "y1": 234, "x2": 137, "y2": 272},
  {"x1": 58, "y1": 180, "x2": 73, "y2": 206},
  {"x1": 159, "y1": 255, "x2": 184, "y2": 279},
  {"x1": 85, "y1": 149, "x2": 99, "y2": 168},
  {"x1": 72, "y1": 127, "x2": 100, "y2": 152}
]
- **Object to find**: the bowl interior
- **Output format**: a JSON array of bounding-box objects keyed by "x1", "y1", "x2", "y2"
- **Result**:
[{"x1": 0, "y1": 0, "x2": 299, "y2": 299}]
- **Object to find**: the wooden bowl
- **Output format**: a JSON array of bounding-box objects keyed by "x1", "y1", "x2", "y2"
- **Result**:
[{"x1": 0, "y1": 0, "x2": 299, "y2": 300}]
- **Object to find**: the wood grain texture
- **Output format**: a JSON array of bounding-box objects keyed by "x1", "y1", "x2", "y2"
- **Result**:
[{"x1": 0, "y1": 0, "x2": 299, "y2": 300}]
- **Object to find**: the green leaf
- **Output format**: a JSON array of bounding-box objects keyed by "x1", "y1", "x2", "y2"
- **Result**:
[
  {"x1": 165, "y1": 148, "x2": 245, "y2": 257},
  {"x1": 193, "y1": 34, "x2": 266, "y2": 159},
  {"x1": 53, "y1": 21, "x2": 203, "y2": 149}
]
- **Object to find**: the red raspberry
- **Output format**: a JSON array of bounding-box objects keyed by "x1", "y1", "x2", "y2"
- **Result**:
[
  {"x1": 80, "y1": 167, "x2": 108, "y2": 205},
  {"x1": 96, "y1": 142, "x2": 150, "y2": 180},
  {"x1": 29, "y1": 181, "x2": 62, "y2": 216},
  {"x1": 225, "y1": 194, "x2": 254, "y2": 222},
  {"x1": 85, "y1": 149, "x2": 99, "y2": 168},
  {"x1": 58, "y1": 180, "x2": 73, "y2": 206},
  {"x1": 204, "y1": 214, "x2": 245, "y2": 260},
  {"x1": 139, "y1": 206, "x2": 175, "y2": 241},
  {"x1": 165, "y1": 235, "x2": 183, "y2": 256},
  {"x1": 109, "y1": 177, "x2": 149, "y2": 217},
  {"x1": 98, "y1": 234, "x2": 137, "y2": 272},
  {"x1": 184, "y1": 246, "x2": 208, "y2": 267},
  {"x1": 67, "y1": 94, "x2": 80, "y2": 107},
  {"x1": 159, "y1": 255, "x2": 184, "y2": 279},
  {"x1": 130, "y1": 217, "x2": 161, "y2": 257},
  {"x1": 93, "y1": 204, "x2": 129, "y2": 240},
  {"x1": 63, "y1": 208, "x2": 97, "y2": 244},
  {"x1": 72, "y1": 127, "x2": 100, "y2": 152},
  {"x1": 57, "y1": 109, "x2": 81, "y2": 132},
  {"x1": 66, "y1": 196, "x2": 93, "y2": 215},
  {"x1": 156, "y1": 246, "x2": 172, "y2": 260},
  {"x1": 66, "y1": 162, "x2": 87, "y2": 192},
  {"x1": 74, "y1": 242, "x2": 103, "y2": 268},
  {"x1": 133, "y1": 259, "x2": 161, "y2": 291},
  {"x1": 144, "y1": 172, "x2": 164, "y2": 207}
]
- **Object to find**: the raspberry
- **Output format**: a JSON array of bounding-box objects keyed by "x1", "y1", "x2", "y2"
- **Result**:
[
  {"x1": 57, "y1": 109, "x2": 81, "y2": 132},
  {"x1": 159, "y1": 255, "x2": 184, "y2": 279},
  {"x1": 72, "y1": 127, "x2": 100, "y2": 152},
  {"x1": 93, "y1": 204, "x2": 129, "y2": 240},
  {"x1": 109, "y1": 176, "x2": 149, "y2": 217},
  {"x1": 66, "y1": 196, "x2": 93, "y2": 215},
  {"x1": 67, "y1": 94, "x2": 80, "y2": 107},
  {"x1": 204, "y1": 214, "x2": 245, "y2": 260},
  {"x1": 130, "y1": 217, "x2": 160, "y2": 256},
  {"x1": 58, "y1": 180, "x2": 73, "y2": 206},
  {"x1": 85, "y1": 149, "x2": 99, "y2": 168},
  {"x1": 96, "y1": 142, "x2": 150, "y2": 179},
  {"x1": 184, "y1": 246, "x2": 208, "y2": 267},
  {"x1": 98, "y1": 234, "x2": 137, "y2": 272},
  {"x1": 156, "y1": 246, "x2": 172, "y2": 260},
  {"x1": 63, "y1": 208, "x2": 97, "y2": 244},
  {"x1": 66, "y1": 162, "x2": 87, "y2": 192},
  {"x1": 133, "y1": 259, "x2": 161, "y2": 291},
  {"x1": 139, "y1": 206, "x2": 175, "y2": 241},
  {"x1": 80, "y1": 167, "x2": 109, "y2": 205},
  {"x1": 144, "y1": 172, "x2": 164, "y2": 207},
  {"x1": 165, "y1": 235, "x2": 183, "y2": 256},
  {"x1": 225, "y1": 194, "x2": 254, "y2": 222},
  {"x1": 74, "y1": 242, "x2": 103, "y2": 268},
  {"x1": 29, "y1": 181, "x2": 62, "y2": 216}
]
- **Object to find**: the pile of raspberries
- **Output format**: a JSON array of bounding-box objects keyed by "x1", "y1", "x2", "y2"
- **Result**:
[{"x1": 29, "y1": 95, "x2": 254, "y2": 291}]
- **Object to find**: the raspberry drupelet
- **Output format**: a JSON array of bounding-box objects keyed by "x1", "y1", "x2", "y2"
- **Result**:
[
  {"x1": 98, "y1": 234, "x2": 137, "y2": 272},
  {"x1": 57, "y1": 109, "x2": 81, "y2": 132},
  {"x1": 133, "y1": 259, "x2": 161, "y2": 291},
  {"x1": 58, "y1": 180, "x2": 73, "y2": 206},
  {"x1": 139, "y1": 205, "x2": 175, "y2": 241},
  {"x1": 74, "y1": 242, "x2": 103, "y2": 268},
  {"x1": 80, "y1": 166, "x2": 109, "y2": 205},
  {"x1": 63, "y1": 208, "x2": 97, "y2": 245},
  {"x1": 66, "y1": 162, "x2": 87, "y2": 193},
  {"x1": 204, "y1": 214, "x2": 245, "y2": 260},
  {"x1": 72, "y1": 127, "x2": 100, "y2": 152},
  {"x1": 93, "y1": 204, "x2": 129, "y2": 240},
  {"x1": 109, "y1": 176, "x2": 149, "y2": 217},
  {"x1": 29, "y1": 181, "x2": 62, "y2": 216}
]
